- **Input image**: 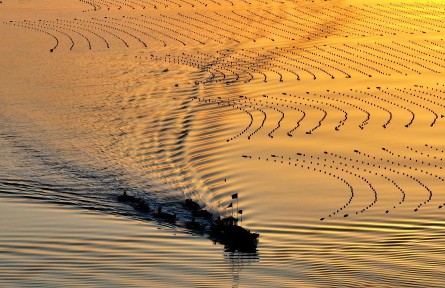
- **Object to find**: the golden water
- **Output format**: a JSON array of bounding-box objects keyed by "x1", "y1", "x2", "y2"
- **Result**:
[{"x1": 1, "y1": 0, "x2": 445, "y2": 286}]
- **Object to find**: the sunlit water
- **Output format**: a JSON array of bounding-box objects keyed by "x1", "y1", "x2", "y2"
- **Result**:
[{"x1": 1, "y1": 0, "x2": 445, "y2": 286}]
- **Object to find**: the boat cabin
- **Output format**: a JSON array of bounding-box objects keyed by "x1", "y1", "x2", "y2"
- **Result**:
[{"x1": 221, "y1": 216, "x2": 239, "y2": 227}]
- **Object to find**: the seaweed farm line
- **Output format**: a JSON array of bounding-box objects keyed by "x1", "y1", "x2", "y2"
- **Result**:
[{"x1": 1, "y1": 0, "x2": 445, "y2": 287}]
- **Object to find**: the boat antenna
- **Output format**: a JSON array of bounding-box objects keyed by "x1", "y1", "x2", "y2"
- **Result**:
[
  {"x1": 231, "y1": 193, "x2": 238, "y2": 220},
  {"x1": 227, "y1": 202, "x2": 233, "y2": 217}
]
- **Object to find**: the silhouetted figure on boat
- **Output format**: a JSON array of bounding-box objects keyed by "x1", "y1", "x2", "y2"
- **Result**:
[
  {"x1": 153, "y1": 206, "x2": 176, "y2": 222},
  {"x1": 117, "y1": 191, "x2": 136, "y2": 202}
]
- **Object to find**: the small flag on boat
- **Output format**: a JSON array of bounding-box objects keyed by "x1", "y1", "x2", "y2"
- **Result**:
[
  {"x1": 227, "y1": 202, "x2": 233, "y2": 208},
  {"x1": 238, "y1": 210, "x2": 243, "y2": 214},
  {"x1": 231, "y1": 193, "x2": 238, "y2": 199}
]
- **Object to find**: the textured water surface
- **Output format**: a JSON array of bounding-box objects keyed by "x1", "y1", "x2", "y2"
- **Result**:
[{"x1": 1, "y1": 0, "x2": 445, "y2": 286}]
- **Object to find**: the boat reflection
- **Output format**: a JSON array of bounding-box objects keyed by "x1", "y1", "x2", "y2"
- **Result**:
[{"x1": 224, "y1": 250, "x2": 260, "y2": 288}]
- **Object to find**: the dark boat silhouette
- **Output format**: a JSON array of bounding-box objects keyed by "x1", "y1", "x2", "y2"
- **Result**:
[
  {"x1": 117, "y1": 194, "x2": 258, "y2": 250},
  {"x1": 192, "y1": 208, "x2": 213, "y2": 219},
  {"x1": 185, "y1": 217, "x2": 206, "y2": 231},
  {"x1": 182, "y1": 199, "x2": 212, "y2": 219},
  {"x1": 117, "y1": 191, "x2": 150, "y2": 213},
  {"x1": 131, "y1": 200, "x2": 150, "y2": 213},
  {"x1": 153, "y1": 206, "x2": 176, "y2": 222},
  {"x1": 182, "y1": 198, "x2": 201, "y2": 211},
  {"x1": 211, "y1": 216, "x2": 259, "y2": 252},
  {"x1": 182, "y1": 196, "x2": 259, "y2": 251},
  {"x1": 117, "y1": 191, "x2": 136, "y2": 202}
]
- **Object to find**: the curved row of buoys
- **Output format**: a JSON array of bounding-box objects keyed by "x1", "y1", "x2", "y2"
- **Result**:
[{"x1": 241, "y1": 143, "x2": 444, "y2": 220}]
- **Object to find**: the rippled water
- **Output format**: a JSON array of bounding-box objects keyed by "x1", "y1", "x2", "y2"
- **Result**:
[{"x1": 1, "y1": 0, "x2": 445, "y2": 286}]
